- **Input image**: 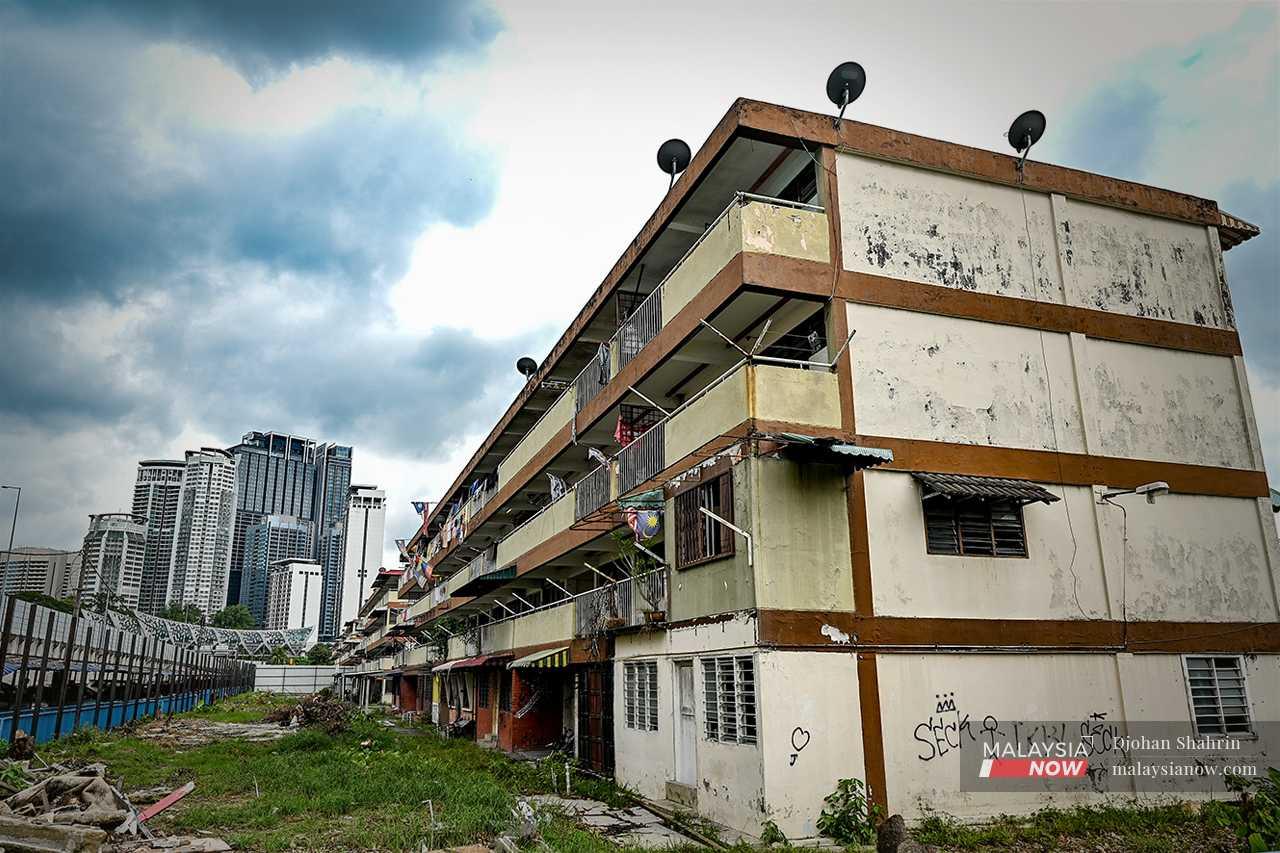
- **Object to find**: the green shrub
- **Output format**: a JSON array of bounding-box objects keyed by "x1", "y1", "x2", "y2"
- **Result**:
[
  {"x1": 1204, "y1": 768, "x2": 1280, "y2": 852},
  {"x1": 759, "y1": 817, "x2": 788, "y2": 845},
  {"x1": 816, "y1": 777, "x2": 881, "y2": 845}
]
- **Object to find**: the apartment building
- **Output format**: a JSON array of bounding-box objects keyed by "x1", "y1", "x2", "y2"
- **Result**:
[
  {"x1": 335, "y1": 567, "x2": 407, "y2": 707},
  {"x1": 168, "y1": 448, "x2": 237, "y2": 615},
  {"x1": 338, "y1": 485, "x2": 386, "y2": 630},
  {"x1": 242, "y1": 514, "x2": 314, "y2": 626},
  {"x1": 79, "y1": 513, "x2": 147, "y2": 609},
  {"x1": 339, "y1": 98, "x2": 1275, "y2": 839},
  {"x1": 0, "y1": 547, "x2": 74, "y2": 596},
  {"x1": 264, "y1": 558, "x2": 323, "y2": 641},
  {"x1": 132, "y1": 459, "x2": 185, "y2": 614}
]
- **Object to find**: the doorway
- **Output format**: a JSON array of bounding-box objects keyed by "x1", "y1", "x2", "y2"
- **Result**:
[{"x1": 674, "y1": 661, "x2": 696, "y2": 787}]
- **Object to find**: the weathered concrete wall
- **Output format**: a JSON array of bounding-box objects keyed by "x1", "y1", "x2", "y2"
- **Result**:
[
  {"x1": 757, "y1": 650, "x2": 864, "y2": 839},
  {"x1": 836, "y1": 153, "x2": 1232, "y2": 328},
  {"x1": 496, "y1": 493, "x2": 573, "y2": 566},
  {"x1": 752, "y1": 457, "x2": 854, "y2": 612},
  {"x1": 865, "y1": 470, "x2": 1280, "y2": 623},
  {"x1": 1086, "y1": 338, "x2": 1255, "y2": 469},
  {"x1": 498, "y1": 388, "x2": 574, "y2": 490},
  {"x1": 751, "y1": 365, "x2": 842, "y2": 429},
  {"x1": 865, "y1": 472, "x2": 1108, "y2": 620},
  {"x1": 666, "y1": 461, "x2": 755, "y2": 622},
  {"x1": 877, "y1": 653, "x2": 1280, "y2": 820},
  {"x1": 666, "y1": 366, "x2": 748, "y2": 464},
  {"x1": 838, "y1": 154, "x2": 1061, "y2": 301},
  {"x1": 850, "y1": 304, "x2": 1085, "y2": 453}
]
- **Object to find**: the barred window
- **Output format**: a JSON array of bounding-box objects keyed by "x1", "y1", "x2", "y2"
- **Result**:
[
  {"x1": 923, "y1": 498, "x2": 1027, "y2": 557},
  {"x1": 1184, "y1": 656, "x2": 1252, "y2": 736},
  {"x1": 675, "y1": 473, "x2": 734, "y2": 568},
  {"x1": 624, "y1": 661, "x2": 659, "y2": 731},
  {"x1": 702, "y1": 655, "x2": 756, "y2": 744},
  {"x1": 476, "y1": 673, "x2": 491, "y2": 709}
]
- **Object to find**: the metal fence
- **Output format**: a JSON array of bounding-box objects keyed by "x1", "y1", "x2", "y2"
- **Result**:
[
  {"x1": 0, "y1": 594, "x2": 255, "y2": 745},
  {"x1": 617, "y1": 288, "x2": 662, "y2": 369},
  {"x1": 618, "y1": 422, "x2": 665, "y2": 494},
  {"x1": 574, "y1": 465, "x2": 612, "y2": 521},
  {"x1": 573, "y1": 346, "x2": 612, "y2": 414}
]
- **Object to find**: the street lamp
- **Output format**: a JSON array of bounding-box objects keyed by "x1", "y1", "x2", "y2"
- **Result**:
[
  {"x1": 1099, "y1": 481, "x2": 1170, "y2": 506},
  {"x1": 1, "y1": 485, "x2": 20, "y2": 589}
]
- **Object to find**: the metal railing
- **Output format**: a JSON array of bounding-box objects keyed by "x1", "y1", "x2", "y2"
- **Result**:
[
  {"x1": 617, "y1": 286, "x2": 662, "y2": 369},
  {"x1": 465, "y1": 547, "x2": 497, "y2": 584},
  {"x1": 574, "y1": 568, "x2": 669, "y2": 636},
  {"x1": 618, "y1": 421, "x2": 665, "y2": 494},
  {"x1": 573, "y1": 346, "x2": 612, "y2": 414},
  {"x1": 574, "y1": 464, "x2": 612, "y2": 521}
]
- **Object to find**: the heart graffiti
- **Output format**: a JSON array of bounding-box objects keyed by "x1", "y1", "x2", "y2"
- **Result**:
[{"x1": 791, "y1": 727, "x2": 811, "y2": 753}]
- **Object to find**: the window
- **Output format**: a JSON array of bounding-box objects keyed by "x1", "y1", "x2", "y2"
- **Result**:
[
  {"x1": 1184, "y1": 656, "x2": 1252, "y2": 736},
  {"x1": 702, "y1": 655, "x2": 756, "y2": 744},
  {"x1": 923, "y1": 497, "x2": 1027, "y2": 557},
  {"x1": 477, "y1": 673, "x2": 491, "y2": 709},
  {"x1": 624, "y1": 661, "x2": 659, "y2": 731},
  {"x1": 675, "y1": 472, "x2": 734, "y2": 568}
]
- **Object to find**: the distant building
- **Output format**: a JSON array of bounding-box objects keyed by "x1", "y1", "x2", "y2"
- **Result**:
[
  {"x1": 241, "y1": 514, "x2": 313, "y2": 627},
  {"x1": 79, "y1": 514, "x2": 147, "y2": 609},
  {"x1": 132, "y1": 459, "x2": 185, "y2": 614},
  {"x1": 265, "y1": 558, "x2": 322, "y2": 643},
  {"x1": 225, "y1": 432, "x2": 352, "y2": 637},
  {"x1": 0, "y1": 547, "x2": 74, "y2": 597},
  {"x1": 168, "y1": 448, "x2": 237, "y2": 617},
  {"x1": 314, "y1": 442, "x2": 353, "y2": 641},
  {"x1": 338, "y1": 485, "x2": 385, "y2": 630}
]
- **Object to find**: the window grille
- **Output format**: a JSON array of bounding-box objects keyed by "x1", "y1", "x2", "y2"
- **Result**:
[
  {"x1": 1184, "y1": 656, "x2": 1252, "y2": 736},
  {"x1": 702, "y1": 655, "x2": 756, "y2": 744},
  {"x1": 623, "y1": 660, "x2": 659, "y2": 731}
]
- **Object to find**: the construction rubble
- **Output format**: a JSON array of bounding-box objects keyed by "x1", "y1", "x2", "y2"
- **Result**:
[
  {"x1": 0, "y1": 735, "x2": 228, "y2": 853},
  {"x1": 261, "y1": 689, "x2": 350, "y2": 734}
]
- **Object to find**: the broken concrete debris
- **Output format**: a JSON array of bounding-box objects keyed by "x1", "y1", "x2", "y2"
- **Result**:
[
  {"x1": 0, "y1": 757, "x2": 228, "y2": 853},
  {"x1": 261, "y1": 689, "x2": 350, "y2": 734}
]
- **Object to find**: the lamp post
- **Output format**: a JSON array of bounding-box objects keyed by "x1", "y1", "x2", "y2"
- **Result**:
[{"x1": 1, "y1": 485, "x2": 20, "y2": 590}]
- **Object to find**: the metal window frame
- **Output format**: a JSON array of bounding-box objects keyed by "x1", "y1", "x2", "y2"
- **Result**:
[
  {"x1": 1180, "y1": 654, "x2": 1256, "y2": 738},
  {"x1": 700, "y1": 653, "x2": 757, "y2": 746}
]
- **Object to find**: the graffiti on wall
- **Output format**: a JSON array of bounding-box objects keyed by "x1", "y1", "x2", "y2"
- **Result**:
[{"x1": 789, "y1": 726, "x2": 811, "y2": 766}]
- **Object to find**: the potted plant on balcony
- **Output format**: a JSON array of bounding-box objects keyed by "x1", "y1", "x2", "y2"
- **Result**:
[{"x1": 609, "y1": 527, "x2": 667, "y2": 626}]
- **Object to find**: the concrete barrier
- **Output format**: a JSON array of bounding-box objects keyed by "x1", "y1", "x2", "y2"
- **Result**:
[{"x1": 253, "y1": 665, "x2": 336, "y2": 694}]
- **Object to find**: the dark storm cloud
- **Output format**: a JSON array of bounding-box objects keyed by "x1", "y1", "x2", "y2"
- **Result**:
[
  {"x1": 7, "y1": 0, "x2": 501, "y2": 83},
  {"x1": 0, "y1": 26, "x2": 495, "y2": 302}
]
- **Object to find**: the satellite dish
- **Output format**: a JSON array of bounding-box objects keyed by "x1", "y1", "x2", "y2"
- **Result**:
[
  {"x1": 1007, "y1": 110, "x2": 1046, "y2": 154},
  {"x1": 516, "y1": 357, "x2": 538, "y2": 378},
  {"x1": 825, "y1": 61, "x2": 866, "y2": 126},
  {"x1": 657, "y1": 139, "x2": 692, "y2": 189},
  {"x1": 1006, "y1": 109, "x2": 1046, "y2": 178}
]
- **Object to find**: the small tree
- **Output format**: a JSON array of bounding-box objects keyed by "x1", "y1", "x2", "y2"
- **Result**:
[
  {"x1": 305, "y1": 643, "x2": 333, "y2": 665},
  {"x1": 161, "y1": 603, "x2": 204, "y2": 624},
  {"x1": 211, "y1": 604, "x2": 256, "y2": 629},
  {"x1": 268, "y1": 646, "x2": 291, "y2": 665}
]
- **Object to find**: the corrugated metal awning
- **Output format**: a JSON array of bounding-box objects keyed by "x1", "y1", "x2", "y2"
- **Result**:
[
  {"x1": 912, "y1": 472, "x2": 1060, "y2": 505},
  {"x1": 769, "y1": 433, "x2": 894, "y2": 468},
  {"x1": 508, "y1": 646, "x2": 570, "y2": 670}
]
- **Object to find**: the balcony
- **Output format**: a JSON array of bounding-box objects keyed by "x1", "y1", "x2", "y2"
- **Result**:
[
  {"x1": 666, "y1": 363, "x2": 842, "y2": 463},
  {"x1": 477, "y1": 599, "x2": 575, "y2": 656},
  {"x1": 618, "y1": 421, "x2": 665, "y2": 494},
  {"x1": 498, "y1": 385, "x2": 576, "y2": 489},
  {"x1": 574, "y1": 569, "x2": 669, "y2": 636},
  {"x1": 449, "y1": 546, "x2": 517, "y2": 597},
  {"x1": 574, "y1": 464, "x2": 612, "y2": 521},
  {"x1": 495, "y1": 489, "x2": 575, "y2": 567}
]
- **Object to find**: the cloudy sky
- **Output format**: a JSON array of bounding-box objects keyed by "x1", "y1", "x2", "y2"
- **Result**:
[{"x1": 1, "y1": 0, "x2": 1276, "y2": 570}]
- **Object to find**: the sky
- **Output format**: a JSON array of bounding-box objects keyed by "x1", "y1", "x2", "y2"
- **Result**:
[{"x1": 1, "y1": 0, "x2": 1276, "y2": 572}]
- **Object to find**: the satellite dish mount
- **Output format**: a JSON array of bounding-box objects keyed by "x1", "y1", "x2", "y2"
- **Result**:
[
  {"x1": 516, "y1": 357, "x2": 538, "y2": 379},
  {"x1": 825, "y1": 62, "x2": 867, "y2": 129},
  {"x1": 1006, "y1": 110, "x2": 1047, "y2": 181}
]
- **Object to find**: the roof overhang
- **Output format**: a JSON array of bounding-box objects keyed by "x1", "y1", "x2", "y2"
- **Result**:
[{"x1": 912, "y1": 472, "x2": 1061, "y2": 505}]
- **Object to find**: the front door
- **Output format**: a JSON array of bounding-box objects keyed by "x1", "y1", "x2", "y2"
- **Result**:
[
  {"x1": 674, "y1": 661, "x2": 696, "y2": 786},
  {"x1": 575, "y1": 665, "x2": 614, "y2": 773}
]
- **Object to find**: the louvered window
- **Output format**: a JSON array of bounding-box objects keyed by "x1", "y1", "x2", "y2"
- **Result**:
[
  {"x1": 1184, "y1": 656, "x2": 1252, "y2": 736},
  {"x1": 623, "y1": 661, "x2": 659, "y2": 731},
  {"x1": 702, "y1": 655, "x2": 757, "y2": 744},
  {"x1": 923, "y1": 497, "x2": 1027, "y2": 557},
  {"x1": 675, "y1": 473, "x2": 735, "y2": 568}
]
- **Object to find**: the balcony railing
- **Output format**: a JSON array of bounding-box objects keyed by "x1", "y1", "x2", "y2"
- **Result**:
[
  {"x1": 574, "y1": 464, "x2": 612, "y2": 521},
  {"x1": 617, "y1": 287, "x2": 662, "y2": 369},
  {"x1": 574, "y1": 568, "x2": 669, "y2": 636},
  {"x1": 573, "y1": 347, "x2": 612, "y2": 414},
  {"x1": 618, "y1": 422, "x2": 665, "y2": 494}
]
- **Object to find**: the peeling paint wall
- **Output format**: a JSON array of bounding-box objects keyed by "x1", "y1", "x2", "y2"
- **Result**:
[
  {"x1": 877, "y1": 653, "x2": 1280, "y2": 820},
  {"x1": 865, "y1": 472, "x2": 1109, "y2": 620},
  {"x1": 836, "y1": 153, "x2": 1233, "y2": 329},
  {"x1": 838, "y1": 154, "x2": 1061, "y2": 301},
  {"x1": 1087, "y1": 338, "x2": 1254, "y2": 469},
  {"x1": 666, "y1": 461, "x2": 754, "y2": 622},
  {"x1": 850, "y1": 304, "x2": 1085, "y2": 453},
  {"x1": 865, "y1": 470, "x2": 1280, "y2": 623}
]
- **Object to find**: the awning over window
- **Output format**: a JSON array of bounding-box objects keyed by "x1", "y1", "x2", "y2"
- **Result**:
[
  {"x1": 769, "y1": 432, "x2": 894, "y2": 468},
  {"x1": 508, "y1": 646, "x2": 570, "y2": 670},
  {"x1": 912, "y1": 472, "x2": 1060, "y2": 505},
  {"x1": 430, "y1": 654, "x2": 510, "y2": 673}
]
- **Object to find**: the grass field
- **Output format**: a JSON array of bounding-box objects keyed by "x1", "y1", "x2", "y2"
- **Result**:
[{"x1": 35, "y1": 692, "x2": 1251, "y2": 852}]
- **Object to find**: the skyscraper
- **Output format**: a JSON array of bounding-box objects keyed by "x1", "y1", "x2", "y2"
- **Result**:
[
  {"x1": 132, "y1": 459, "x2": 185, "y2": 614},
  {"x1": 241, "y1": 514, "x2": 313, "y2": 626},
  {"x1": 338, "y1": 484, "x2": 385, "y2": 630},
  {"x1": 226, "y1": 431, "x2": 319, "y2": 606},
  {"x1": 314, "y1": 442, "x2": 352, "y2": 640},
  {"x1": 168, "y1": 448, "x2": 237, "y2": 616},
  {"x1": 78, "y1": 513, "x2": 147, "y2": 610}
]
